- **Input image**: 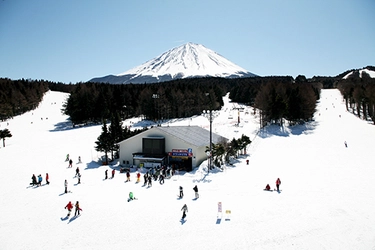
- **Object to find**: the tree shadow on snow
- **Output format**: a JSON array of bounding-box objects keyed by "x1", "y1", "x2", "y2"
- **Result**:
[
  {"x1": 258, "y1": 121, "x2": 318, "y2": 138},
  {"x1": 84, "y1": 161, "x2": 102, "y2": 170},
  {"x1": 49, "y1": 120, "x2": 101, "y2": 132}
]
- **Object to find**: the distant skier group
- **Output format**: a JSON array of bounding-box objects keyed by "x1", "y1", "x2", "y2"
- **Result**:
[{"x1": 30, "y1": 173, "x2": 49, "y2": 186}]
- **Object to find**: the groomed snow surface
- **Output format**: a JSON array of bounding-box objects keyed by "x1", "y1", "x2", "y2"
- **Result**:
[{"x1": 0, "y1": 89, "x2": 374, "y2": 250}]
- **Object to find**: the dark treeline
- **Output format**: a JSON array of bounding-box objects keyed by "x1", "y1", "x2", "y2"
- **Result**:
[
  {"x1": 62, "y1": 76, "x2": 322, "y2": 127},
  {"x1": 62, "y1": 78, "x2": 229, "y2": 126},
  {"x1": 337, "y1": 67, "x2": 375, "y2": 124},
  {"x1": 1, "y1": 74, "x2": 335, "y2": 127},
  {"x1": 0, "y1": 78, "x2": 49, "y2": 120}
]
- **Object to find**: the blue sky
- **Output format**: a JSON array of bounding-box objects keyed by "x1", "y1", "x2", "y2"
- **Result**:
[{"x1": 0, "y1": 0, "x2": 374, "y2": 83}]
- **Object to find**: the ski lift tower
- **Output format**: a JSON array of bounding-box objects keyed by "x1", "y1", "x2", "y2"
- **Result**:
[{"x1": 232, "y1": 106, "x2": 244, "y2": 125}]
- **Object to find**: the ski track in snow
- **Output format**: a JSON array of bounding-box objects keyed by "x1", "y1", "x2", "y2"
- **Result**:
[{"x1": 0, "y1": 89, "x2": 375, "y2": 250}]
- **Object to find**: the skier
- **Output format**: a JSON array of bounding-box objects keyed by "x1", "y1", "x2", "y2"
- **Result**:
[
  {"x1": 264, "y1": 184, "x2": 271, "y2": 191},
  {"x1": 38, "y1": 175, "x2": 42, "y2": 186},
  {"x1": 344, "y1": 141, "x2": 348, "y2": 148},
  {"x1": 179, "y1": 186, "x2": 184, "y2": 198},
  {"x1": 46, "y1": 173, "x2": 49, "y2": 185},
  {"x1": 74, "y1": 201, "x2": 82, "y2": 216},
  {"x1": 78, "y1": 156, "x2": 81, "y2": 163},
  {"x1": 68, "y1": 159, "x2": 73, "y2": 168},
  {"x1": 105, "y1": 169, "x2": 108, "y2": 180},
  {"x1": 181, "y1": 204, "x2": 188, "y2": 220},
  {"x1": 65, "y1": 201, "x2": 73, "y2": 217},
  {"x1": 276, "y1": 178, "x2": 281, "y2": 192},
  {"x1": 147, "y1": 175, "x2": 152, "y2": 187},
  {"x1": 193, "y1": 185, "x2": 199, "y2": 198},
  {"x1": 31, "y1": 174, "x2": 37, "y2": 186},
  {"x1": 75, "y1": 167, "x2": 80, "y2": 177},
  {"x1": 143, "y1": 173, "x2": 148, "y2": 186},
  {"x1": 126, "y1": 171, "x2": 130, "y2": 182},
  {"x1": 64, "y1": 179, "x2": 68, "y2": 193},
  {"x1": 77, "y1": 173, "x2": 81, "y2": 184},
  {"x1": 111, "y1": 169, "x2": 115, "y2": 179},
  {"x1": 136, "y1": 172, "x2": 141, "y2": 183},
  {"x1": 159, "y1": 174, "x2": 164, "y2": 185},
  {"x1": 66, "y1": 154, "x2": 70, "y2": 161}
]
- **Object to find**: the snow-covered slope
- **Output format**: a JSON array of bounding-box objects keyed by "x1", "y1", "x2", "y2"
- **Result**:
[
  {"x1": 1, "y1": 89, "x2": 375, "y2": 249},
  {"x1": 342, "y1": 67, "x2": 375, "y2": 79},
  {"x1": 89, "y1": 43, "x2": 257, "y2": 84}
]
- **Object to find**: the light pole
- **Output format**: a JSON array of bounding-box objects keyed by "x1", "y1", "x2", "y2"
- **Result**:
[
  {"x1": 152, "y1": 94, "x2": 159, "y2": 125},
  {"x1": 202, "y1": 93, "x2": 218, "y2": 173}
]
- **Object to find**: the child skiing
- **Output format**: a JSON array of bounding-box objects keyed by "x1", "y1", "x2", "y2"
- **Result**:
[
  {"x1": 193, "y1": 185, "x2": 199, "y2": 198},
  {"x1": 65, "y1": 201, "x2": 73, "y2": 217},
  {"x1": 181, "y1": 204, "x2": 188, "y2": 220}
]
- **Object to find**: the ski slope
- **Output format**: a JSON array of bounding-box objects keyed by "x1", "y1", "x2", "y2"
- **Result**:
[{"x1": 0, "y1": 89, "x2": 374, "y2": 250}]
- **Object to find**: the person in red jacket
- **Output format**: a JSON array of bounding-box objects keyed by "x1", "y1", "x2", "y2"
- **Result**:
[
  {"x1": 276, "y1": 178, "x2": 281, "y2": 192},
  {"x1": 264, "y1": 184, "x2": 271, "y2": 191},
  {"x1": 65, "y1": 201, "x2": 73, "y2": 217},
  {"x1": 46, "y1": 173, "x2": 49, "y2": 185}
]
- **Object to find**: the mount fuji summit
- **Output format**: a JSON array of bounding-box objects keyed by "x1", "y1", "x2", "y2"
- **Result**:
[{"x1": 89, "y1": 43, "x2": 257, "y2": 84}]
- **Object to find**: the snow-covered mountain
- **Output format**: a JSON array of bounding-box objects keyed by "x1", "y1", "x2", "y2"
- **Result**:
[{"x1": 89, "y1": 43, "x2": 257, "y2": 84}]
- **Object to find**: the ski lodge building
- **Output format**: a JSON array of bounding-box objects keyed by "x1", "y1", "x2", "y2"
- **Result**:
[{"x1": 118, "y1": 126, "x2": 227, "y2": 172}]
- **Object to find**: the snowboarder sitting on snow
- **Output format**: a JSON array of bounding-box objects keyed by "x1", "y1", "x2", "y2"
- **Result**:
[
  {"x1": 128, "y1": 192, "x2": 137, "y2": 201},
  {"x1": 65, "y1": 201, "x2": 73, "y2": 217},
  {"x1": 264, "y1": 184, "x2": 271, "y2": 191},
  {"x1": 181, "y1": 204, "x2": 188, "y2": 219}
]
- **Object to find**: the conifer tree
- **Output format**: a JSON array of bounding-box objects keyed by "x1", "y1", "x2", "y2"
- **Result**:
[
  {"x1": 95, "y1": 120, "x2": 111, "y2": 165},
  {"x1": 0, "y1": 128, "x2": 12, "y2": 147}
]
